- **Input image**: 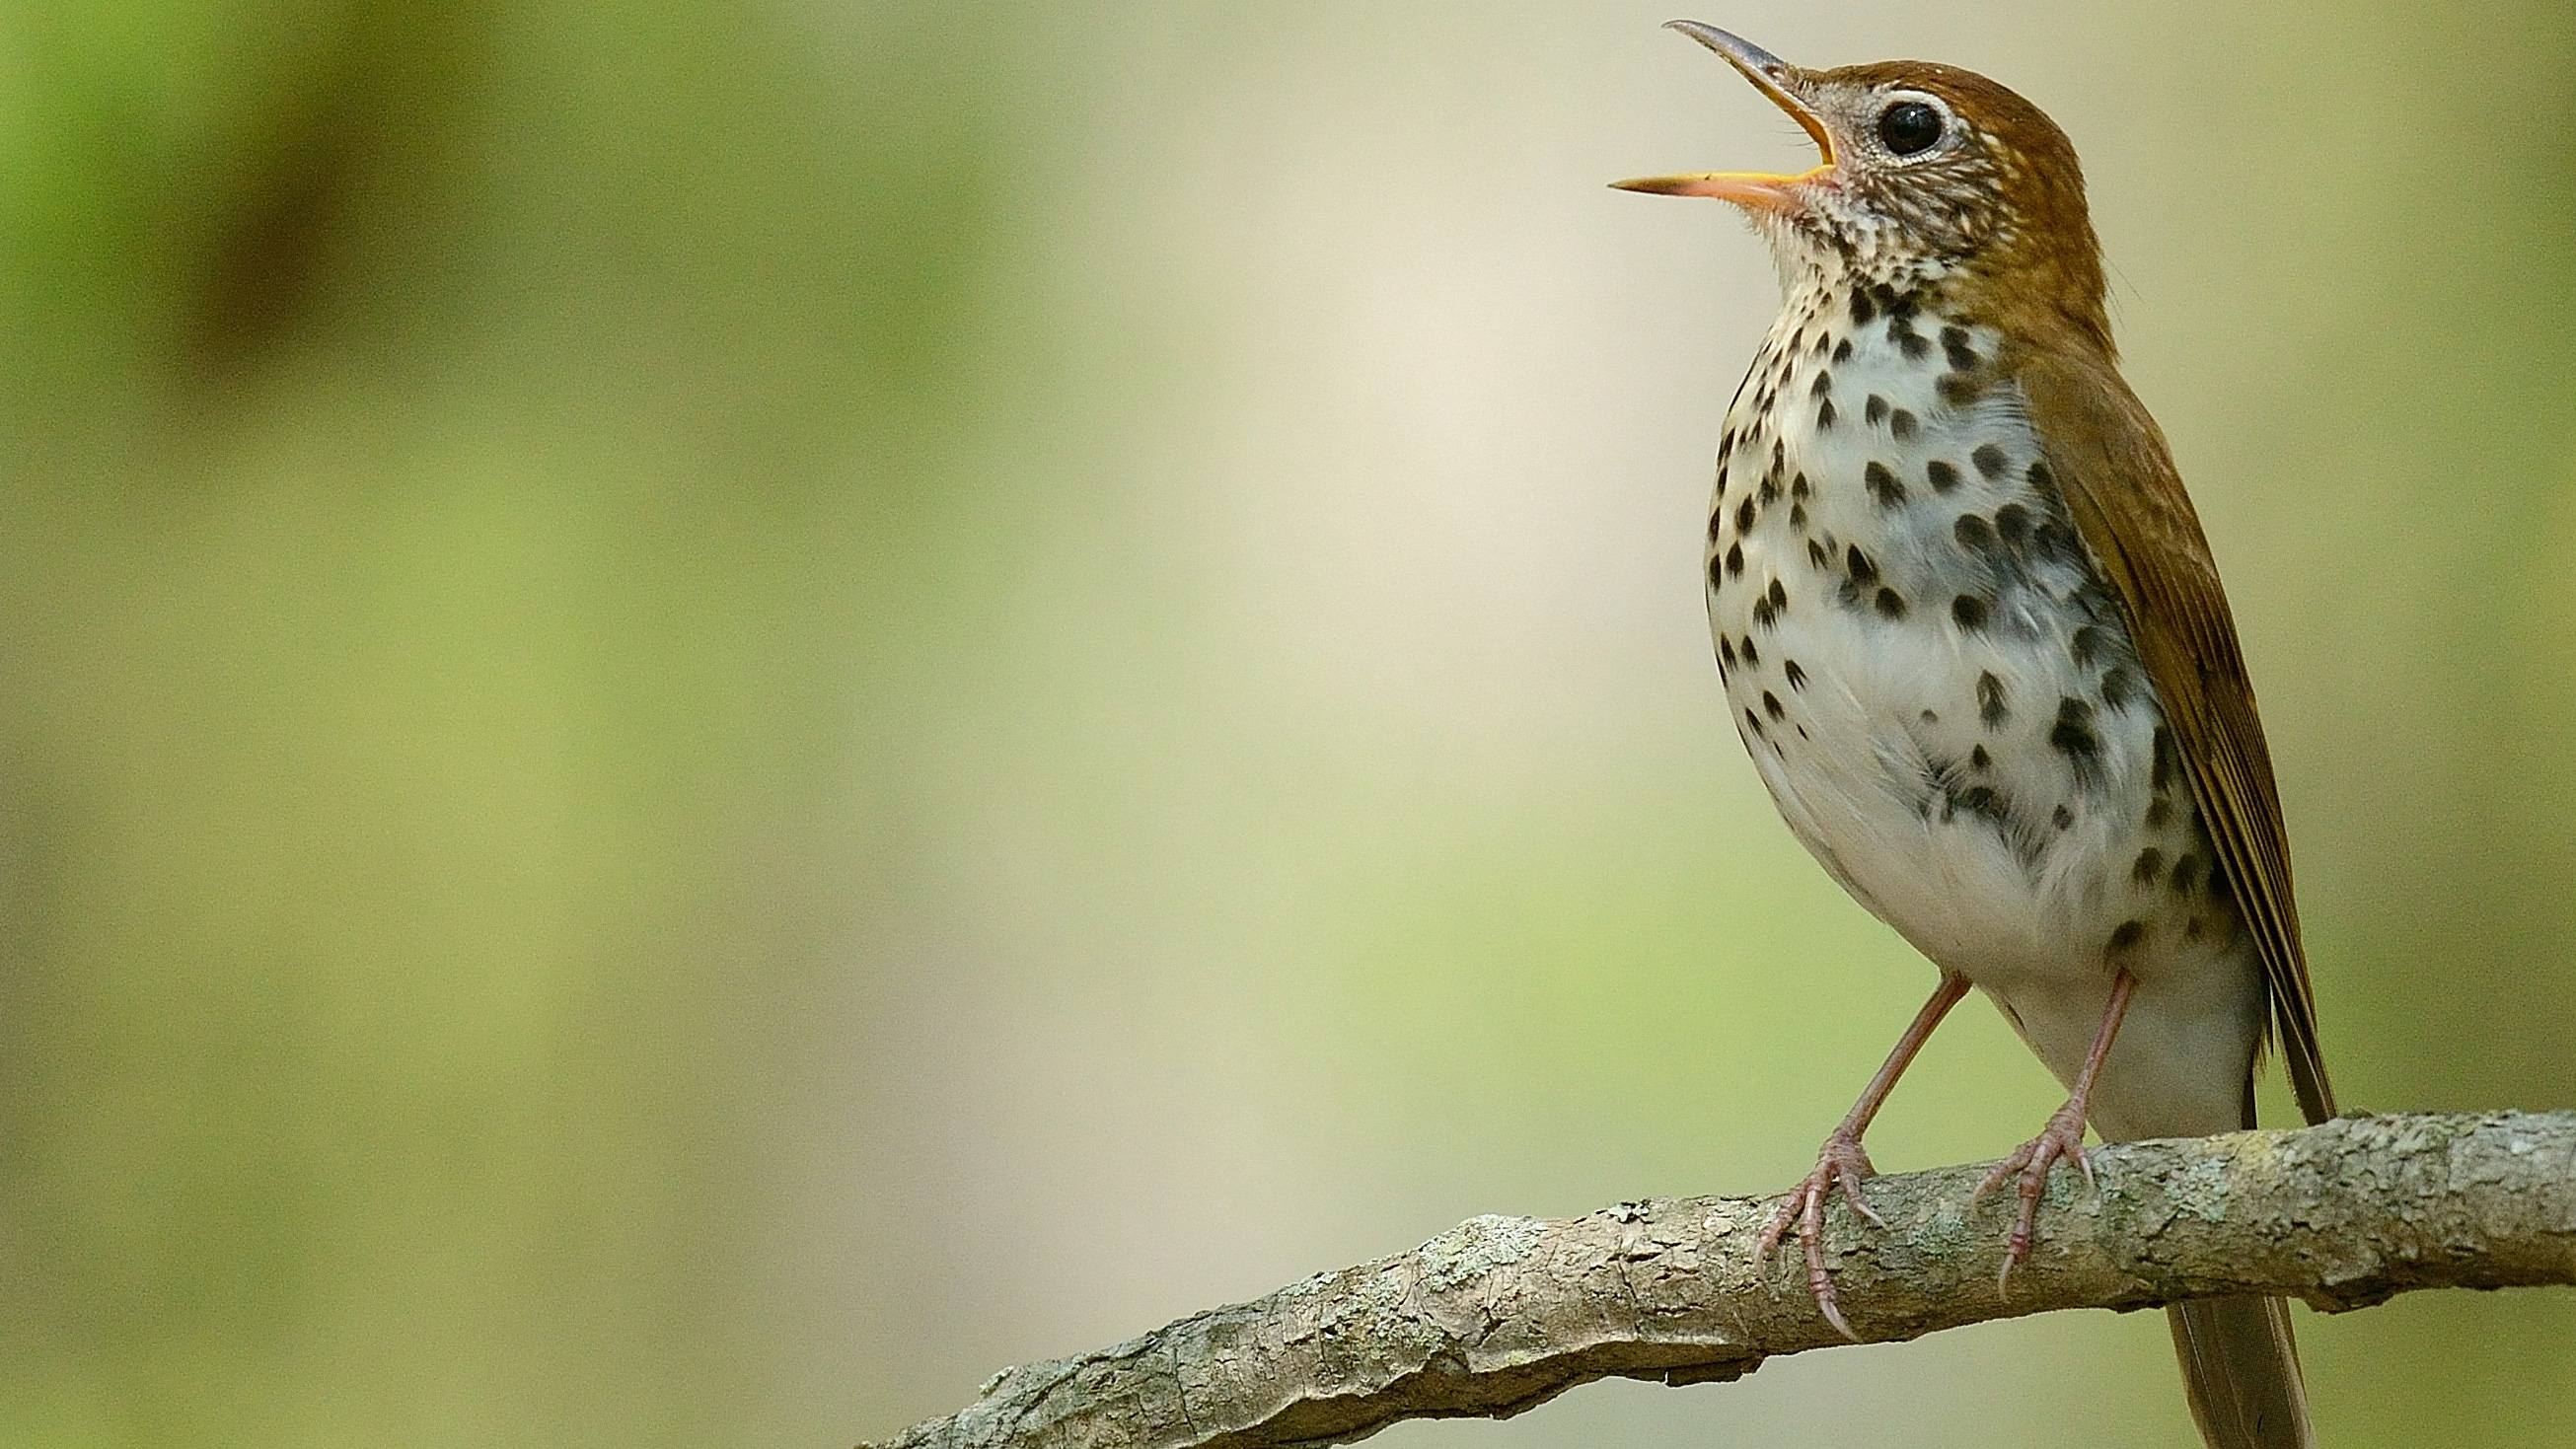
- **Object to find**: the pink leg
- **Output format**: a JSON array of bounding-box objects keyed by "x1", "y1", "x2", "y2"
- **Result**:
[
  {"x1": 1974, "y1": 968, "x2": 2140, "y2": 1294},
  {"x1": 1758, "y1": 973, "x2": 1970, "y2": 1340}
]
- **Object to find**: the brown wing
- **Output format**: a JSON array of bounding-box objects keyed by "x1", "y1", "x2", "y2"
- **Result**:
[{"x1": 2017, "y1": 343, "x2": 2336, "y2": 1126}]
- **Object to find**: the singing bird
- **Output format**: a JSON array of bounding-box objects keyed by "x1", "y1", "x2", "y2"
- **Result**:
[{"x1": 1617, "y1": 24, "x2": 2334, "y2": 1449}]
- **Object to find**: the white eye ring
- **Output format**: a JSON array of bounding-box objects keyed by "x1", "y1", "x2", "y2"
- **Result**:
[{"x1": 1875, "y1": 92, "x2": 1953, "y2": 160}]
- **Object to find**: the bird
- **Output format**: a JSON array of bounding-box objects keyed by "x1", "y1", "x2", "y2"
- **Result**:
[{"x1": 1614, "y1": 23, "x2": 2334, "y2": 1449}]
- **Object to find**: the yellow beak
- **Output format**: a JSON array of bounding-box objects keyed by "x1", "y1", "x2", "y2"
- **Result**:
[{"x1": 1612, "y1": 22, "x2": 1835, "y2": 215}]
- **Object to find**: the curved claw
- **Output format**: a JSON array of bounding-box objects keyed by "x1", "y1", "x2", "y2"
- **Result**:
[
  {"x1": 1834, "y1": 1153, "x2": 1886, "y2": 1228},
  {"x1": 1973, "y1": 1102, "x2": 2093, "y2": 1297},
  {"x1": 1758, "y1": 1132, "x2": 1879, "y2": 1341}
]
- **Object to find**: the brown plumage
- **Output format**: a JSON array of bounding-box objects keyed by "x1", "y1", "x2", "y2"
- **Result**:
[
  {"x1": 1833, "y1": 60, "x2": 2113, "y2": 354},
  {"x1": 1620, "y1": 23, "x2": 2333, "y2": 1448},
  {"x1": 1876, "y1": 57, "x2": 2335, "y2": 1123},
  {"x1": 2017, "y1": 334, "x2": 2337, "y2": 1125}
]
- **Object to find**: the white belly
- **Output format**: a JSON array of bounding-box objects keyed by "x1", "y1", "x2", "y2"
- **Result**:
[{"x1": 1703, "y1": 280, "x2": 2262, "y2": 1137}]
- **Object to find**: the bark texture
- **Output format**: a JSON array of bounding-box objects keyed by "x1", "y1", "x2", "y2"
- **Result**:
[{"x1": 861, "y1": 1111, "x2": 2576, "y2": 1449}]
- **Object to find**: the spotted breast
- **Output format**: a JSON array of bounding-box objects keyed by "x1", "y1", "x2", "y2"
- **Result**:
[{"x1": 1704, "y1": 274, "x2": 2262, "y2": 1142}]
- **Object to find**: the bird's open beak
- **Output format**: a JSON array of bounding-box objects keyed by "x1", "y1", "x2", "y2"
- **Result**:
[{"x1": 1612, "y1": 22, "x2": 1835, "y2": 214}]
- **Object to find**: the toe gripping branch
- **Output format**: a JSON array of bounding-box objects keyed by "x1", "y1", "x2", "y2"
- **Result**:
[
  {"x1": 1975, "y1": 968, "x2": 2139, "y2": 1294},
  {"x1": 1763, "y1": 969, "x2": 2141, "y2": 1335},
  {"x1": 1758, "y1": 974, "x2": 1969, "y2": 1340}
]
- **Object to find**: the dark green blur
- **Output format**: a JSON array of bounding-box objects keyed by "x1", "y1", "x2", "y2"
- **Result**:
[{"x1": 0, "y1": 2, "x2": 1012, "y2": 1443}]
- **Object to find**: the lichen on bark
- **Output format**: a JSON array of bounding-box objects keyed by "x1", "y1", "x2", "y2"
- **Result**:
[{"x1": 864, "y1": 1111, "x2": 2576, "y2": 1449}]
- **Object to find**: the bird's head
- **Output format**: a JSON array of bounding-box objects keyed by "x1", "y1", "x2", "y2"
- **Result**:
[{"x1": 1619, "y1": 23, "x2": 2108, "y2": 346}]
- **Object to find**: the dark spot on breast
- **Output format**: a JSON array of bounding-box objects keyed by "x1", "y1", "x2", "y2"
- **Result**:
[
  {"x1": 1791, "y1": 471, "x2": 1812, "y2": 499},
  {"x1": 1937, "y1": 372, "x2": 1983, "y2": 407},
  {"x1": 1846, "y1": 544, "x2": 1879, "y2": 584},
  {"x1": 1725, "y1": 543, "x2": 1744, "y2": 578},
  {"x1": 2170, "y1": 853, "x2": 2201, "y2": 896},
  {"x1": 1740, "y1": 635, "x2": 1759, "y2": 667},
  {"x1": 1977, "y1": 671, "x2": 2009, "y2": 728},
  {"x1": 2099, "y1": 666, "x2": 2137, "y2": 711},
  {"x1": 1942, "y1": 326, "x2": 1978, "y2": 371},
  {"x1": 1816, "y1": 398, "x2": 1838, "y2": 430},
  {"x1": 1889, "y1": 408, "x2": 1919, "y2": 441},
  {"x1": 2152, "y1": 725, "x2": 2178, "y2": 793},
  {"x1": 1972, "y1": 443, "x2": 2008, "y2": 478},
  {"x1": 1921, "y1": 709, "x2": 1940, "y2": 725},
  {"x1": 1865, "y1": 394, "x2": 1889, "y2": 426},
  {"x1": 1833, "y1": 338, "x2": 1853, "y2": 363},
  {"x1": 1953, "y1": 784, "x2": 2005, "y2": 819},
  {"x1": 1744, "y1": 707, "x2": 1765, "y2": 736},
  {"x1": 2146, "y1": 798, "x2": 2172, "y2": 829},
  {"x1": 1875, "y1": 587, "x2": 1908, "y2": 619},
  {"x1": 1759, "y1": 472, "x2": 1782, "y2": 504},
  {"x1": 1785, "y1": 659, "x2": 1806, "y2": 690},
  {"x1": 1707, "y1": 553, "x2": 1725, "y2": 591},
  {"x1": 1866, "y1": 462, "x2": 1907, "y2": 508},
  {"x1": 1971, "y1": 745, "x2": 1991, "y2": 770},
  {"x1": 1995, "y1": 504, "x2": 2032, "y2": 547},
  {"x1": 2026, "y1": 460, "x2": 2057, "y2": 491},
  {"x1": 1708, "y1": 508, "x2": 1727, "y2": 544},
  {"x1": 1789, "y1": 503, "x2": 1807, "y2": 529},
  {"x1": 1951, "y1": 594, "x2": 1991, "y2": 632},
  {"x1": 2050, "y1": 696, "x2": 2100, "y2": 764},
  {"x1": 2053, "y1": 804, "x2": 2075, "y2": 830},
  {"x1": 1806, "y1": 538, "x2": 1830, "y2": 568},
  {"x1": 1850, "y1": 288, "x2": 1877, "y2": 326},
  {"x1": 1768, "y1": 578, "x2": 1788, "y2": 611},
  {"x1": 1954, "y1": 514, "x2": 1998, "y2": 554},
  {"x1": 1720, "y1": 636, "x2": 1736, "y2": 669},
  {"x1": 1752, "y1": 594, "x2": 1777, "y2": 629},
  {"x1": 1763, "y1": 690, "x2": 1786, "y2": 720},
  {"x1": 2106, "y1": 919, "x2": 2147, "y2": 954},
  {"x1": 1810, "y1": 371, "x2": 1832, "y2": 397},
  {"x1": 2070, "y1": 624, "x2": 2103, "y2": 667},
  {"x1": 1736, "y1": 498, "x2": 1758, "y2": 535},
  {"x1": 1812, "y1": 330, "x2": 1832, "y2": 355},
  {"x1": 2133, "y1": 847, "x2": 2165, "y2": 886},
  {"x1": 1893, "y1": 326, "x2": 1930, "y2": 360},
  {"x1": 1927, "y1": 460, "x2": 1961, "y2": 493},
  {"x1": 2032, "y1": 520, "x2": 2081, "y2": 562},
  {"x1": 2206, "y1": 858, "x2": 2232, "y2": 907}
]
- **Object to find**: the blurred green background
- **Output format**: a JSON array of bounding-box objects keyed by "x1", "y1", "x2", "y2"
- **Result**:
[{"x1": 1, "y1": 2, "x2": 2571, "y2": 1446}]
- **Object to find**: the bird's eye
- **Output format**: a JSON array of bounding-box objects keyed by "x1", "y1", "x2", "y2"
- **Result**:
[{"x1": 1877, "y1": 101, "x2": 1945, "y2": 156}]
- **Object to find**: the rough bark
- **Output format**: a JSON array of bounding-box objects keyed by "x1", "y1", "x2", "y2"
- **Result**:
[{"x1": 861, "y1": 1111, "x2": 2576, "y2": 1449}]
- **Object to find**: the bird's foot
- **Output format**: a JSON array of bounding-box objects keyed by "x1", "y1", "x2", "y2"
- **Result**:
[
  {"x1": 1755, "y1": 1129, "x2": 1882, "y2": 1341},
  {"x1": 1972, "y1": 1098, "x2": 2093, "y2": 1295}
]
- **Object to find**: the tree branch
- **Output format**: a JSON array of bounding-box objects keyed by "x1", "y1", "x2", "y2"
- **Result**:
[{"x1": 862, "y1": 1111, "x2": 2576, "y2": 1449}]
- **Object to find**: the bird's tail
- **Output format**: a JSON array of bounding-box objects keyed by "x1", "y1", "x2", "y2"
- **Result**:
[
  {"x1": 2098, "y1": 1076, "x2": 2318, "y2": 1449},
  {"x1": 2168, "y1": 1295, "x2": 2314, "y2": 1449}
]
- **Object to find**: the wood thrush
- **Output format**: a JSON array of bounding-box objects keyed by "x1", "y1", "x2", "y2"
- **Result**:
[{"x1": 1618, "y1": 24, "x2": 2334, "y2": 1449}]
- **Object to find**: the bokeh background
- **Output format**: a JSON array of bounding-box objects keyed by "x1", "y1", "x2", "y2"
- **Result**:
[{"x1": 2, "y1": 1, "x2": 2572, "y2": 1446}]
